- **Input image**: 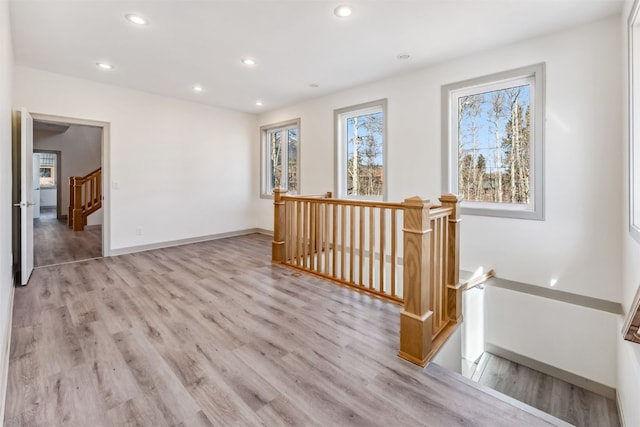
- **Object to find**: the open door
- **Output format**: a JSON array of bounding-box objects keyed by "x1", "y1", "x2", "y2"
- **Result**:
[{"x1": 17, "y1": 108, "x2": 34, "y2": 285}]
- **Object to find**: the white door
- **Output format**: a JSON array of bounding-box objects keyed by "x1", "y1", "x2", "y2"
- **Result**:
[
  {"x1": 19, "y1": 108, "x2": 34, "y2": 285},
  {"x1": 32, "y1": 154, "x2": 41, "y2": 219}
]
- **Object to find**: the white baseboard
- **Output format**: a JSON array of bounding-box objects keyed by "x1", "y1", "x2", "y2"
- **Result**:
[
  {"x1": 0, "y1": 283, "x2": 16, "y2": 424},
  {"x1": 109, "y1": 228, "x2": 272, "y2": 256}
]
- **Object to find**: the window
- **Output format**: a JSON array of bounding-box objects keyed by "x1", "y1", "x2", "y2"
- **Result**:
[
  {"x1": 335, "y1": 99, "x2": 387, "y2": 199},
  {"x1": 442, "y1": 64, "x2": 545, "y2": 220},
  {"x1": 261, "y1": 119, "x2": 300, "y2": 197},
  {"x1": 629, "y1": 1, "x2": 640, "y2": 243},
  {"x1": 38, "y1": 152, "x2": 57, "y2": 188}
]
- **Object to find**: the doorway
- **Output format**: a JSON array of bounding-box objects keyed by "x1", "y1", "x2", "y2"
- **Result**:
[
  {"x1": 32, "y1": 120, "x2": 103, "y2": 267},
  {"x1": 33, "y1": 150, "x2": 62, "y2": 219},
  {"x1": 12, "y1": 112, "x2": 111, "y2": 283}
]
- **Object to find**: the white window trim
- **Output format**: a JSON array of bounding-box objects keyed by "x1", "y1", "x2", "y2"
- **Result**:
[
  {"x1": 441, "y1": 63, "x2": 545, "y2": 220},
  {"x1": 260, "y1": 118, "x2": 300, "y2": 198},
  {"x1": 334, "y1": 99, "x2": 388, "y2": 200},
  {"x1": 628, "y1": 0, "x2": 640, "y2": 244}
]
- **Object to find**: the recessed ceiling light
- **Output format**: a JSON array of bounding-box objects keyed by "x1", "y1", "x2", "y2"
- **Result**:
[
  {"x1": 309, "y1": 83, "x2": 320, "y2": 88},
  {"x1": 255, "y1": 100, "x2": 263, "y2": 106},
  {"x1": 96, "y1": 62, "x2": 114, "y2": 70},
  {"x1": 241, "y1": 58, "x2": 256, "y2": 66},
  {"x1": 192, "y1": 85, "x2": 204, "y2": 93},
  {"x1": 125, "y1": 14, "x2": 148, "y2": 25},
  {"x1": 334, "y1": 5, "x2": 352, "y2": 18},
  {"x1": 397, "y1": 53, "x2": 411, "y2": 60}
]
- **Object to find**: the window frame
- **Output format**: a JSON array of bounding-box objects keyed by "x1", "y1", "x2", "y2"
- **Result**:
[
  {"x1": 629, "y1": 0, "x2": 640, "y2": 243},
  {"x1": 334, "y1": 98, "x2": 388, "y2": 200},
  {"x1": 39, "y1": 165, "x2": 56, "y2": 188},
  {"x1": 441, "y1": 63, "x2": 545, "y2": 220},
  {"x1": 260, "y1": 118, "x2": 301, "y2": 198}
]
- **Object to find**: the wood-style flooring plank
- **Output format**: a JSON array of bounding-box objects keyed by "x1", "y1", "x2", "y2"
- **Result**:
[
  {"x1": 33, "y1": 208, "x2": 101, "y2": 268},
  {"x1": 476, "y1": 353, "x2": 621, "y2": 427},
  {"x1": 5, "y1": 233, "x2": 580, "y2": 426},
  {"x1": 112, "y1": 330, "x2": 202, "y2": 425}
]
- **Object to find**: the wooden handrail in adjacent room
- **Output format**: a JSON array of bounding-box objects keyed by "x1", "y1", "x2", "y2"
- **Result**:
[
  {"x1": 272, "y1": 189, "x2": 463, "y2": 367},
  {"x1": 68, "y1": 167, "x2": 102, "y2": 231}
]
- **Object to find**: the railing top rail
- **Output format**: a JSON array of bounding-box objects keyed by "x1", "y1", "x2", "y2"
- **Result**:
[
  {"x1": 281, "y1": 196, "x2": 456, "y2": 215},
  {"x1": 84, "y1": 167, "x2": 102, "y2": 178},
  {"x1": 282, "y1": 195, "x2": 405, "y2": 210},
  {"x1": 73, "y1": 167, "x2": 102, "y2": 183},
  {"x1": 282, "y1": 193, "x2": 329, "y2": 199},
  {"x1": 429, "y1": 206, "x2": 453, "y2": 219}
]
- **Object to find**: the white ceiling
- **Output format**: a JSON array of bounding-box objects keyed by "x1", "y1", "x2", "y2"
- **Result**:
[{"x1": 9, "y1": 0, "x2": 623, "y2": 114}]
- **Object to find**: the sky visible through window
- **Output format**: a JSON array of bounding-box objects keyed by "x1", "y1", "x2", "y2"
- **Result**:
[
  {"x1": 459, "y1": 85, "x2": 530, "y2": 172},
  {"x1": 346, "y1": 111, "x2": 383, "y2": 196},
  {"x1": 457, "y1": 84, "x2": 531, "y2": 205}
]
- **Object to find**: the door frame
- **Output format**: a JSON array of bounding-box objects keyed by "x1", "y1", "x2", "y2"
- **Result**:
[
  {"x1": 30, "y1": 112, "x2": 111, "y2": 257},
  {"x1": 33, "y1": 149, "x2": 62, "y2": 219}
]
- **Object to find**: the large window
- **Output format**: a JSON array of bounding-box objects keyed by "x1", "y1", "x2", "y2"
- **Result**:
[
  {"x1": 261, "y1": 119, "x2": 300, "y2": 197},
  {"x1": 335, "y1": 99, "x2": 387, "y2": 199},
  {"x1": 442, "y1": 64, "x2": 545, "y2": 220}
]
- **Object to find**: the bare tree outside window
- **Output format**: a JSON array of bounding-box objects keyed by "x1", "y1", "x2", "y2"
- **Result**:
[
  {"x1": 346, "y1": 111, "x2": 383, "y2": 197},
  {"x1": 458, "y1": 85, "x2": 531, "y2": 204},
  {"x1": 335, "y1": 99, "x2": 387, "y2": 200},
  {"x1": 261, "y1": 119, "x2": 300, "y2": 197},
  {"x1": 287, "y1": 128, "x2": 298, "y2": 193},
  {"x1": 443, "y1": 64, "x2": 544, "y2": 220},
  {"x1": 268, "y1": 129, "x2": 283, "y2": 190}
]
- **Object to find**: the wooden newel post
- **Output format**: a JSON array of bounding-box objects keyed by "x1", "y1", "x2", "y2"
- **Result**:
[
  {"x1": 72, "y1": 177, "x2": 84, "y2": 232},
  {"x1": 399, "y1": 196, "x2": 434, "y2": 367},
  {"x1": 439, "y1": 193, "x2": 462, "y2": 323},
  {"x1": 272, "y1": 188, "x2": 287, "y2": 263}
]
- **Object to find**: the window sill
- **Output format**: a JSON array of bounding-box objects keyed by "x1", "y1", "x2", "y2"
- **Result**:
[{"x1": 461, "y1": 201, "x2": 543, "y2": 220}]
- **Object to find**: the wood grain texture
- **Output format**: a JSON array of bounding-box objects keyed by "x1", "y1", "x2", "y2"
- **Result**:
[
  {"x1": 399, "y1": 197, "x2": 433, "y2": 365},
  {"x1": 439, "y1": 194, "x2": 462, "y2": 323},
  {"x1": 6, "y1": 234, "x2": 567, "y2": 426},
  {"x1": 34, "y1": 207, "x2": 101, "y2": 267},
  {"x1": 475, "y1": 353, "x2": 620, "y2": 427}
]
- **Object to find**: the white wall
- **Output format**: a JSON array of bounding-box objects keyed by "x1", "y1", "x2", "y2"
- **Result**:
[
  {"x1": 0, "y1": 1, "x2": 13, "y2": 421},
  {"x1": 14, "y1": 66, "x2": 258, "y2": 252},
  {"x1": 34, "y1": 125, "x2": 101, "y2": 222},
  {"x1": 40, "y1": 187, "x2": 55, "y2": 207},
  {"x1": 618, "y1": 1, "x2": 640, "y2": 425},
  {"x1": 619, "y1": 229, "x2": 640, "y2": 425},
  {"x1": 256, "y1": 17, "x2": 622, "y2": 387}
]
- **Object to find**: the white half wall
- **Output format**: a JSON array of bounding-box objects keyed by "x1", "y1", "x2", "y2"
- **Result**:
[
  {"x1": 14, "y1": 66, "x2": 258, "y2": 252},
  {"x1": 485, "y1": 286, "x2": 618, "y2": 388},
  {"x1": 256, "y1": 17, "x2": 623, "y2": 387},
  {"x1": 618, "y1": 1, "x2": 640, "y2": 425},
  {"x1": 619, "y1": 235, "x2": 640, "y2": 426},
  {"x1": 0, "y1": 1, "x2": 14, "y2": 421}
]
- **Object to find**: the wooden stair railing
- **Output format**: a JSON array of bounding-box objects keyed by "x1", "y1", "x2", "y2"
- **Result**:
[
  {"x1": 68, "y1": 167, "x2": 102, "y2": 231},
  {"x1": 272, "y1": 189, "x2": 463, "y2": 367}
]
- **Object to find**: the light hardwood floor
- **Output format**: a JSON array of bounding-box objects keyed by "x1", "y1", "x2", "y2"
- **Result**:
[
  {"x1": 473, "y1": 353, "x2": 620, "y2": 427},
  {"x1": 34, "y1": 207, "x2": 101, "y2": 267},
  {"x1": 5, "y1": 234, "x2": 569, "y2": 426}
]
